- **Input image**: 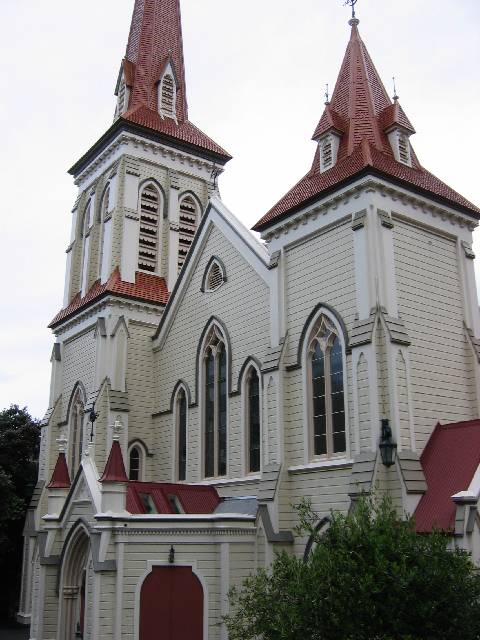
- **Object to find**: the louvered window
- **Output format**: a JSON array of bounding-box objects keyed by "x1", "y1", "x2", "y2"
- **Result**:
[
  {"x1": 322, "y1": 139, "x2": 333, "y2": 169},
  {"x1": 98, "y1": 187, "x2": 110, "y2": 278},
  {"x1": 160, "y1": 74, "x2": 175, "y2": 119},
  {"x1": 137, "y1": 185, "x2": 160, "y2": 273},
  {"x1": 178, "y1": 195, "x2": 197, "y2": 272},
  {"x1": 398, "y1": 134, "x2": 410, "y2": 165},
  {"x1": 207, "y1": 262, "x2": 224, "y2": 291},
  {"x1": 117, "y1": 80, "x2": 126, "y2": 116}
]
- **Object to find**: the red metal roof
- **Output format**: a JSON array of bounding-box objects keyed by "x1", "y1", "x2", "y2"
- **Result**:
[
  {"x1": 117, "y1": 0, "x2": 231, "y2": 161},
  {"x1": 100, "y1": 441, "x2": 129, "y2": 483},
  {"x1": 49, "y1": 268, "x2": 169, "y2": 328},
  {"x1": 126, "y1": 481, "x2": 221, "y2": 514},
  {"x1": 414, "y1": 420, "x2": 480, "y2": 533},
  {"x1": 47, "y1": 452, "x2": 71, "y2": 489},
  {"x1": 253, "y1": 21, "x2": 480, "y2": 231}
]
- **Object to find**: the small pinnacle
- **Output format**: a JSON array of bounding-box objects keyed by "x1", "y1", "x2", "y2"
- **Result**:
[
  {"x1": 324, "y1": 83, "x2": 330, "y2": 105},
  {"x1": 392, "y1": 76, "x2": 399, "y2": 101}
]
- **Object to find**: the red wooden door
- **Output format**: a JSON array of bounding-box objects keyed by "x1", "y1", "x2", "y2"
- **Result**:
[{"x1": 139, "y1": 566, "x2": 204, "y2": 640}]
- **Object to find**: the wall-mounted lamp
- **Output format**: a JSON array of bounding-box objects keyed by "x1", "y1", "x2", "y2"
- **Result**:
[
  {"x1": 168, "y1": 545, "x2": 175, "y2": 564},
  {"x1": 88, "y1": 403, "x2": 99, "y2": 443},
  {"x1": 379, "y1": 418, "x2": 397, "y2": 467}
]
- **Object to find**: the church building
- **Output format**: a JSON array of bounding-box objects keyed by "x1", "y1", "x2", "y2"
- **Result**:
[{"x1": 18, "y1": 1, "x2": 480, "y2": 638}]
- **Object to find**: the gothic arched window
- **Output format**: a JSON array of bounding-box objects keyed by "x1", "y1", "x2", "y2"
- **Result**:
[
  {"x1": 137, "y1": 183, "x2": 161, "y2": 273},
  {"x1": 176, "y1": 389, "x2": 187, "y2": 481},
  {"x1": 178, "y1": 195, "x2": 198, "y2": 272},
  {"x1": 128, "y1": 446, "x2": 141, "y2": 481},
  {"x1": 98, "y1": 186, "x2": 110, "y2": 278},
  {"x1": 246, "y1": 367, "x2": 261, "y2": 473},
  {"x1": 307, "y1": 315, "x2": 346, "y2": 458},
  {"x1": 69, "y1": 391, "x2": 85, "y2": 475},
  {"x1": 203, "y1": 326, "x2": 227, "y2": 478}
]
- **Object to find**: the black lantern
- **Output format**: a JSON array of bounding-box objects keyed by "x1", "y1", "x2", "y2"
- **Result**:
[
  {"x1": 88, "y1": 403, "x2": 99, "y2": 443},
  {"x1": 168, "y1": 545, "x2": 175, "y2": 564},
  {"x1": 379, "y1": 418, "x2": 397, "y2": 467}
]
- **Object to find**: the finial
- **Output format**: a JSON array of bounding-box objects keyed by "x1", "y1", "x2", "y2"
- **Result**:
[
  {"x1": 112, "y1": 419, "x2": 123, "y2": 442},
  {"x1": 392, "y1": 76, "x2": 399, "y2": 101},
  {"x1": 57, "y1": 433, "x2": 68, "y2": 454},
  {"x1": 344, "y1": 0, "x2": 359, "y2": 23},
  {"x1": 324, "y1": 83, "x2": 330, "y2": 105}
]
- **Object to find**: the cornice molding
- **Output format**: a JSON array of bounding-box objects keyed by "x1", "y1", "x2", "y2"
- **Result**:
[
  {"x1": 74, "y1": 132, "x2": 222, "y2": 188},
  {"x1": 261, "y1": 177, "x2": 478, "y2": 242}
]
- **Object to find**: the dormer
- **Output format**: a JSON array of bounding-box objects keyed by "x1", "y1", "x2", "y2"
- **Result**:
[
  {"x1": 319, "y1": 131, "x2": 341, "y2": 173},
  {"x1": 387, "y1": 128, "x2": 412, "y2": 166},
  {"x1": 114, "y1": 59, "x2": 134, "y2": 121},
  {"x1": 157, "y1": 59, "x2": 178, "y2": 122}
]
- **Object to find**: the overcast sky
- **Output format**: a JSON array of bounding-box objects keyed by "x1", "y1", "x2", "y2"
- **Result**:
[{"x1": 1, "y1": 0, "x2": 479, "y2": 419}]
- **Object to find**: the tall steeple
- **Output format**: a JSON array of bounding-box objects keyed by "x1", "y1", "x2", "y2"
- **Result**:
[
  {"x1": 112, "y1": 0, "x2": 230, "y2": 159},
  {"x1": 253, "y1": 18, "x2": 479, "y2": 231}
]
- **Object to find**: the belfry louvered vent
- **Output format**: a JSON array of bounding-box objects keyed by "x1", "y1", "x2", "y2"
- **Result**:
[
  {"x1": 138, "y1": 185, "x2": 160, "y2": 273},
  {"x1": 207, "y1": 262, "x2": 224, "y2": 291},
  {"x1": 161, "y1": 74, "x2": 175, "y2": 119},
  {"x1": 322, "y1": 140, "x2": 333, "y2": 170},
  {"x1": 178, "y1": 196, "x2": 197, "y2": 272},
  {"x1": 117, "y1": 80, "x2": 126, "y2": 116},
  {"x1": 398, "y1": 134, "x2": 410, "y2": 165}
]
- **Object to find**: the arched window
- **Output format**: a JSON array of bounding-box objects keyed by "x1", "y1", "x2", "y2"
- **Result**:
[
  {"x1": 176, "y1": 389, "x2": 187, "y2": 481},
  {"x1": 69, "y1": 391, "x2": 85, "y2": 475},
  {"x1": 129, "y1": 446, "x2": 141, "y2": 481},
  {"x1": 307, "y1": 315, "x2": 346, "y2": 458},
  {"x1": 98, "y1": 186, "x2": 110, "y2": 278},
  {"x1": 203, "y1": 326, "x2": 227, "y2": 478},
  {"x1": 178, "y1": 195, "x2": 198, "y2": 272},
  {"x1": 246, "y1": 367, "x2": 261, "y2": 473},
  {"x1": 159, "y1": 74, "x2": 176, "y2": 119},
  {"x1": 137, "y1": 184, "x2": 161, "y2": 273},
  {"x1": 82, "y1": 200, "x2": 91, "y2": 238}
]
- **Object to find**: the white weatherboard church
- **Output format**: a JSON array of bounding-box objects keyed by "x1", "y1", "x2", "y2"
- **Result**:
[{"x1": 18, "y1": 1, "x2": 480, "y2": 639}]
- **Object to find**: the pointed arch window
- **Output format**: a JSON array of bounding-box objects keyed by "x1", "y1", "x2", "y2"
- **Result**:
[
  {"x1": 128, "y1": 443, "x2": 146, "y2": 481},
  {"x1": 159, "y1": 73, "x2": 176, "y2": 119},
  {"x1": 79, "y1": 200, "x2": 92, "y2": 293},
  {"x1": 138, "y1": 184, "x2": 161, "y2": 273},
  {"x1": 246, "y1": 367, "x2": 261, "y2": 473},
  {"x1": 98, "y1": 186, "x2": 110, "y2": 278},
  {"x1": 69, "y1": 392, "x2": 85, "y2": 474},
  {"x1": 178, "y1": 195, "x2": 198, "y2": 272},
  {"x1": 176, "y1": 389, "x2": 187, "y2": 481},
  {"x1": 203, "y1": 326, "x2": 227, "y2": 478},
  {"x1": 307, "y1": 315, "x2": 346, "y2": 458}
]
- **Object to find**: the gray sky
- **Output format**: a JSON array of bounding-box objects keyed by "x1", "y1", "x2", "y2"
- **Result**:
[{"x1": 1, "y1": 0, "x2": 479, "y2": 419}]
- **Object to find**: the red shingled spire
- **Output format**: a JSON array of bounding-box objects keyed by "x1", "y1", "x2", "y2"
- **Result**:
[
  {"x1": 47, "y1": 452, "x2": 71, "y2": 489},
  {"x1": 100, "y1": 441, "x2": 129, "y2": 483},
  {"x1": 253, "y1": 19, "x2": 480, "y2": 231},
  {"x1": 125, "y1": 0, "x2": 187, "y2": 121}
]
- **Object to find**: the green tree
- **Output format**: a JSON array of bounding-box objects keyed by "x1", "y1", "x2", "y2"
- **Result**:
[
  {"x1": 225, "y1": 495, "x2": 480, "y2": 640},
  {"x1": 0, "y1": 405, "x2": 40, "y2": 621}
]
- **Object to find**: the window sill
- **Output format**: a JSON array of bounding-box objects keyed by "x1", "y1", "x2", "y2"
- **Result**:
[
  {"x1": 288, "y1": 459, "x2": 353, "y2": 474},
  {"x1": 199, "y1": 474, "x2": 261, "y2": 487}
]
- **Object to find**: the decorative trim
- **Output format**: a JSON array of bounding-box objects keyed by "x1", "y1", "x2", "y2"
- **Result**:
[
  {"x1": 268, "y1": 250, "x2": 281, "y2": 269},
  {"x1": 351, "y1": 209, "x2": 367, "y2": 230},
  {"x1": 461, "y1": 240, "x2": 476, "y2": 259},
  {"x1": 200, "y1": 255, "x2": 227, "y2": 293},
  {"x1": 378, "y1": 209, "x2": 394, "y2": 228},
  {"x1": 288, "y1": 458, "x2": 353, "y2": 474}
]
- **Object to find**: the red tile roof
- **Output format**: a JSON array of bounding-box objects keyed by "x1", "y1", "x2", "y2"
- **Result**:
[
  {"x1": 47, "y1": 452, "x2": 71, "y2": 489},
  {"x1": 49, "y1": 268, "x2": 169, "y2": 328},
  {"x1": 121, "y1": 105, "x2": 231, "y2": 159},
  {"x1": 414, "y1": 420, "x2": 480, "y2": 533},
  {"x1": 100, "y1": 441, "x2": 129, "y2": 483},
  {"x1": 253, "y1": 21, "x2": 480, "y2": 231},
  {"x1": 126, "y1": 481, "x2": 221, "y2": 515},
  {"x1": 117, "y1": 0, "x2": 231, "y2": 161}
]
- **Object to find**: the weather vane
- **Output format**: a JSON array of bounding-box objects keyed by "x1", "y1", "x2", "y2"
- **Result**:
[
  {"x1": 392, "y1": 76, "x2": 399, "y2": 101},
  {"x1": 344, "y1": 0, "x2": 358, "y2": 19},
  {"x1": 325, "y1": 84, "x2": 330, "y2": 105}
]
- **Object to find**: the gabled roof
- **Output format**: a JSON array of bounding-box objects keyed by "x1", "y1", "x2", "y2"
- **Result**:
[
  {"x1": 126, "y1": 481, "x2": 221, "y2": 514},
  {"x1": 47, "y1": 452, "x2": 71, "y2": 489},
  {"x1": 414, "y1": 420, "x2": 480, "y2": 533},
  {"x1": 100, "y1": 441, "x2": 129, "y2": 483},
  {"x1": 253, "y1": 20, "x2": 480, "y2": 231},
  {"x1": 49, "y1": 268, "x2": 169, "y2": 329}
]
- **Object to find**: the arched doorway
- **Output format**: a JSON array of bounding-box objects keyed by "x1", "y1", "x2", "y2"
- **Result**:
[
  {"x1": 139, "y1": 566, "x2": 204, "y2": 640},
  {"x1": 59, "y1": 526, "x2": 90, "y2": 640}
]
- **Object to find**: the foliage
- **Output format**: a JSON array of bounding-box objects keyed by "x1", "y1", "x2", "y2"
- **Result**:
[
  {"x1": 225, "y1": 494, "x2": 480, "y2": 640},
  {"x1": 0, "y1": 405, "x2": 40, "y2": 621}
]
